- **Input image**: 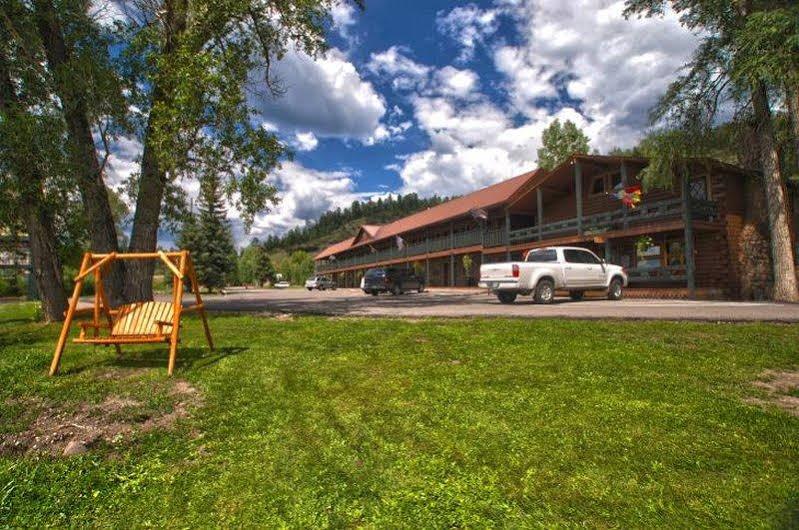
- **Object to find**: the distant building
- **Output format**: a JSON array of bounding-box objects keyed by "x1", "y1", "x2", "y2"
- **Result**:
[{"x1": 315, "y1": 154, "x2": 799, "y2": 299}]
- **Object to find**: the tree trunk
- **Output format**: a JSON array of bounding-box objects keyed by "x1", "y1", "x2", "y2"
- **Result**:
[
  {"x1": 752, "y1": 81, "x2": 799, "y2": 302},
  {"x1": 26, "y1": 203, "x2": 68, "y2": 322},
  {"x1": 125, "y1": 133, "x2": 165, "y2": 301},
  {"x1": 786, "y1": 85, "x2": 799, "y2": 173},
  {"x1": 0, "y1": 49, "x2": 67, "y2": 321},
  {"x1": 33, "y1": 0, "x2": 126, "y2": 306},
  {"x1": 125, "y1": 0, "x2": 188, "y2": 301}
]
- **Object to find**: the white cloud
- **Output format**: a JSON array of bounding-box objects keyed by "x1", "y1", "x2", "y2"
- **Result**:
[
  {"x1": 388, "y1": 0, "x2": 700, "y2": 199},
  {"x1": 432, "y1": 66, "x2": 480, "y2": 99},
  {"x1": 495, "y1": 0, "x2": 700, "y2": 150},
  {"x1": 436, "y1": 3, "x2": 502, "y2": 62},
  {"x1": 250, "y1": 47, "x2": 388, "y2": 144},
  {"x1": 242, "y1": 161, "x2": 384, "y2": 243},
  {"x1": 293, "y1": 131, "x2": 319, "y2": 151},
  {"x1": 367, "y1": 46, "x2": 431, "y2": 91}
]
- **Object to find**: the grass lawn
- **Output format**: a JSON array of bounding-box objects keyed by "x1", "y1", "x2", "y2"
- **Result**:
[{"x1": 0, "y1": 302, "x2": 798, "y2": 527}]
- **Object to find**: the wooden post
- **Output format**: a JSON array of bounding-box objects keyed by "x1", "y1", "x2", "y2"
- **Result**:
[
  {"x1": 536, "y1": 188, "x2": 544, "y2": 241},
  {"x1": 620, "y1": 162, "x2": 629, "y2": 229},
  {"x1": 575, "y1": 160, "x2": 583, "y2": 237},
  {"x1": 425, "y1": 257, "x2": 430, "y2": 284},
  {"x1": 188, "y1": 256, "x2": 214, "y2": 351},
  {"x1": 504, "y1": 209, "x2": 511, "y2": 260},
  {"x1": 50, "y1": 253, "x2": 91, "y2": 376},
  {"x1": 167, "y1": 252, "x2": 187, "y2": 376},
  {"x1": 682, "y1": 173, "x2": 696, "y2": 298},
  {"x1": 92, "y1": 268, "x2": 101, "y2": 338}
]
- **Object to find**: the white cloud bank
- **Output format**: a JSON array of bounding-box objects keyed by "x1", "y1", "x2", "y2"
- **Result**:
[{"x1": 378, "y1": 0, "x2": 700, "y2": 198}]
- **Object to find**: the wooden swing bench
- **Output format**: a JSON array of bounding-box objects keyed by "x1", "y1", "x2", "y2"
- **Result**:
[{"x1": 50, "y1": 251, "x2": 213, "y2": 377}]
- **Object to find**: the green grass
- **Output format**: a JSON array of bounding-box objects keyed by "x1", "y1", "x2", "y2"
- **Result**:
[{"x1": 0, "y1": 302, "x2": 798, "y2": 527}]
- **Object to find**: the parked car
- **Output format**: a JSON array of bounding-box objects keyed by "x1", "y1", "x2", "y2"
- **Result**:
[
  {"x1": 479, "y1": 246, "x2": 627, "y2": 304},
  {"x1": 305, "y1": 275, "x2": 337, "y2": 291},
  {"x1": 362, "y1": 267, "x2": 425, "y2": 295},
  {"x1": 273, "y1": 280, "x2": 291, "y2": 289}
]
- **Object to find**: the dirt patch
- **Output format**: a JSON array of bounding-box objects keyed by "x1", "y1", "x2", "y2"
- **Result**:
[
  {"x1": 0, "y1": 379, "x2": 202, "y2": 457},
  {"x1": 746, "y1": 369, "x2": 799, "y2": 417}
]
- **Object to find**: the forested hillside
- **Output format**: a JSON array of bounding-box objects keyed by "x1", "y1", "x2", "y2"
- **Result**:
[{"x1": 262, "y1": 193, "x2": 448, "y2": 254}]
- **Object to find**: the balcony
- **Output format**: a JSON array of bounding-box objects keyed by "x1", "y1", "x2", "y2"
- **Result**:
[
  {"x1": 317, "y1": 198, "x2": 718, "y2": 273},
  {"x1": 509, "y1": 198, "x2": 717, "y2": 246}
]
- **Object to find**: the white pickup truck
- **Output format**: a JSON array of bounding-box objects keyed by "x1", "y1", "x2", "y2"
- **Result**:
[{"x1": 479, "y1": 246, "x2": 627, "y2": 304}]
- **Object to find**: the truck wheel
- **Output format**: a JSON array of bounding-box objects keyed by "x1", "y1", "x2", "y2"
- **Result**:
[
  {"x1": 417, "y1": 284, "x2": 425, "y2": 293},
  {"x1": 307, "y1": 287, "x2": 313, "y2": 291},
  {"x1": 371, "y1": 290, "x2": 379, "y2": 296},
  {"x1": 608, "y1": 277, "x2": 624, "y2": 300},
  {"x1": 497, "y1": 291, "x2": 517, "y2": 304},
  {"x1": 534, "y1": 279, "x2": 555, "y2": 304},
  {"x1": 391, "y1": 285, "x2": 402, "y2": 296},
  {"x1": 569, "y1": 291, "x2": 585, "y2": 301}
]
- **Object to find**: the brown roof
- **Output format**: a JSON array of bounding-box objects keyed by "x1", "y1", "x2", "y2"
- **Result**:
[{"x1": 315, "y1": 169, "x2": 543, "y2": 260}]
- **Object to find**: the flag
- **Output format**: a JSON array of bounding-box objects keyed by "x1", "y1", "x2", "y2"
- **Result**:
[
  {"x1": 328, "y1": 255, "x2": 336, "y2": 261},
  {"x1": 609, "y1": 183, "x2": 642, "y2": 209},
  {"x1": 395, "y1": 235, "x2": 405, "y2": 250}
]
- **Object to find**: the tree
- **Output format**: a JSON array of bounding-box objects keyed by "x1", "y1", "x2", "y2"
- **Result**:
[
  {"x1": 461, "y1": 254, "x2": 473, "y2": 285},
  {"x1": 537, "y1": 119, "x2": 590, "y2": 170},
  {"x1": 239, "y1": 242, "x2": 275, "y2": 286},
  {"x1": 0, "y1": 13, "x2": 69, "y2": 321},
  {"x1": 121, "y1": 0, "x2": 359, "y2": 300},
  {"x1": 30, "y1": 0, "x2": 129, "y2": 305},
  {"x1": 624, "y1": 0, "x2": 799, "y2": 302},
  {"x1": 178, "y1": 175, "x2": 236, "y2": 292},
  {"x1": 275, "y1": 250, "x2": 314, "y2": 286}
]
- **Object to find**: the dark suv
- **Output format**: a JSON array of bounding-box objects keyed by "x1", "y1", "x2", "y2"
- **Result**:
[{"x1": 362, "y1": 267, "x2": 425, "y2": 296}]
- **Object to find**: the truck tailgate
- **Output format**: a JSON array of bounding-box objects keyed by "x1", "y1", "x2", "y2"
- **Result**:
[{"x1": 480, "y1": 263, "x2": 513, "y2": 279}]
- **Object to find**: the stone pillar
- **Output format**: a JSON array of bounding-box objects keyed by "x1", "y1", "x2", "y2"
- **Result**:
[{"x1": 504, "y1": 209, "x2": 511, "y2": 260}]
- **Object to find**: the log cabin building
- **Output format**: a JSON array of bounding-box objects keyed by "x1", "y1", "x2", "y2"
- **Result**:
[{"x1": 314, "y1": 154, "x2": 798, "y2": 299}]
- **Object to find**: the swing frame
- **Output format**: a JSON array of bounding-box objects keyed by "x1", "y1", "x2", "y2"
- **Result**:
[{"x1": 50, "y1": 250, "x2": 214, "y2": 377}]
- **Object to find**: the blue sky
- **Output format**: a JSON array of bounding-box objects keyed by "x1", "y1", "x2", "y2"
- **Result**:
[{"x1": 103, "y1": 0, "x2": 700, "y2": 246}]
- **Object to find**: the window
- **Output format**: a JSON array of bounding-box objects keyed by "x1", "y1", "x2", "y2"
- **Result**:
[
  {"x1": 666, "y1": 240, "x2": 685, "y2": 267},
  {"x1": 590, "y1": 176, "x2": 605, "y2": 195},
  {"x1": 636, "y1": 244, "x2": 662, "y2": 270},
  {"x1": 526, "y1": 249, "x2": 558, "y2": 262},
  {"x1": 564, "y1": 249, "x2": 583, "y2": 263},
  {"x1": 579, "y1": 250, "x2": 602, "y2": 264},
  {"x1": 610, "y1": 173, "x2": 623, "y2": 190},
  {"x1": 689, "y1": 176, "x2": 709, "y2": 200}
]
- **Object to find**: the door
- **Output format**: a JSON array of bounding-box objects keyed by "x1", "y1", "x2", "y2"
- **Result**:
[
  {"x1": 577, "y1": 250, "x2": 607, "y2": 287},
  {"x1": 563, "y1": 249, "x2": 591, "y2": 286}
]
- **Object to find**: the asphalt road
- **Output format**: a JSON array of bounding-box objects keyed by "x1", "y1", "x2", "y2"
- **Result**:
[{"x1": 195, "y1": 288, "x2": 799, "y2": 322}]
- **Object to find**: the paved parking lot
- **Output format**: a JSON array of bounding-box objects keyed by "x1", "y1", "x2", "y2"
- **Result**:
[{"x1": 198, "y1": 288, "x2": 799, "y2": 322}]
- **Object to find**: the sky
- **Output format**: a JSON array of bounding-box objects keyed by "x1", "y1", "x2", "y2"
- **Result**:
[{"x1": 102, "y1": 0, "x2": 701, "y2": 247}]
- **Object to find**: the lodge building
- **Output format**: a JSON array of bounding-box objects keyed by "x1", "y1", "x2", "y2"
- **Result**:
[{"x1": 314, "y1": 154, "x2": 798, "y2": 299}]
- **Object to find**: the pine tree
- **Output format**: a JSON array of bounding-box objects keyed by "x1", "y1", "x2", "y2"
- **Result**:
[{"x1": 179, "y1": 175, "x2": 236, "y2": 292}]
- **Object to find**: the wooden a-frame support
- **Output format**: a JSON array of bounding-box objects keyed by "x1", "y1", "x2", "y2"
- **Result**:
[{"x1": 50, "y1": 251, "x2": 214, "y2": 377}]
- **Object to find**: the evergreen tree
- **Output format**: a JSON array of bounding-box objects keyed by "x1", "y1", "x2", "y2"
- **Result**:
[
  {"x1": 239, "y1": 241, "x2": 276, "y2": 286},
  {"x1": 179, "y1": 175, "x2": 236, "y2": 292},
  {"x1": 537, "y1": 119, "x2": 591, "y2": 170}
]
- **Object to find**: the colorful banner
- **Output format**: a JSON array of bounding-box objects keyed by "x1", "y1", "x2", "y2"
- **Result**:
[{"x1": 610, "y1": 183, "x2": 642, "y2": 208}]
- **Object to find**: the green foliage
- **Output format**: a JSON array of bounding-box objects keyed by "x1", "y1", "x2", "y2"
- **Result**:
[
  {"x1": 238, "y1": 240, "x2": 275, "y2": 286},
  {"x1": 1, "y1": 308, "x2": 799, "y2": 526},
  {"x1": 179, "y1": 175, "x2": 236, "y2": 291},
  {"x1": 119, "y1": 0, "x2": 353, "y2": 229},
  {"x1": 273, "y1": 250, "x2": 314, "y2": 286},
  {"x1": 264, "y1": 193, "x2": 448, "y2": 254},
  {"x1": 461, "y1": 254, "x2": 473, "y2": 274},
  {"x1": 537, "y1": 119, "x2": 591, "y2": 170}
]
